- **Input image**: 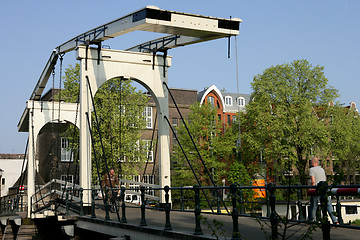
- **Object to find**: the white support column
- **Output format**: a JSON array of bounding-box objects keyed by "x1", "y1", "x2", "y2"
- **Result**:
[
  {"x1": 27, "y1": 101, "x2": 35, "y2": 218},
  {"x1": 157, "y1": 88, "x2": 171, "y2": 204},
  {"x1": 79, "y1": 61, "x2": 92, "y2": 206}
]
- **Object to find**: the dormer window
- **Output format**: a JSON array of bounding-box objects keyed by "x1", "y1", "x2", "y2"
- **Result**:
[
  {"x1": 225, "y1": 96, "x2": 232, "y2": 106},
  {"x1": 238, "y1": 97, "x2": 245, "y2": 107}
]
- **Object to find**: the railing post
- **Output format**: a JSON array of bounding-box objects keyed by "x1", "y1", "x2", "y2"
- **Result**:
[
  {"x1": 318, "y1": 181, "x2": 330, "y2": 240},
  {"x1": 297, "y1": 187, "x2": 304, "y2": 221},
  {"x1": 104, "y1": 188, "x2": 110, "y2": 220},
  {"x1": 65, "y1": 188, "x2": 70, "y2": 216},
  {"x1": 266, "y1": 189, "x2": 270, "y2": 217},
  {"x1": 79, "y1": 188, "x2": 84, "y2": 216},
  {"x1": 140, "y1": 186, "x2": 147, "y2": 226},
  {"x1": 164, "y1": 186, "x2": 172, "y2": 230},
  {"x1": 15, "y1": 196, "x2": 19, "y2": 213},
  {"x1": 20, "y1": 195, "x2": 23, "y2": 212},
  {"x1": 180, "y1": 187, "x2": 184, "y2": 211},
  {"x1": 268, "y1": 182, "x2": 278, "y2": 240},
  {"x1": 193, "y1": 185, "x2": 203, "y2": 235},
  {"x1": 336, "y1": 195, "x2": 343, "y2": 225},
  {"x1": 91, "y1": 189, "x2": 96, "y2": 218},
  {"x1": 230, "y1": 184, "x2": 241, "y2": 240},
  {"x1": 120, "y1": 187, "x2": 127, "y2": 223},
  {"x1": 239, "y1": 185, "x2": 245, "y2": 215},
  {"x1": 217, "y1": 188, "x2": 221, "y2": 214}
]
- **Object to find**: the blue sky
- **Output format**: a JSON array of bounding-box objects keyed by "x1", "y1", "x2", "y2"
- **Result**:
[{"x1": 0, "y1": 0, "x2": 359, "y2": 153}]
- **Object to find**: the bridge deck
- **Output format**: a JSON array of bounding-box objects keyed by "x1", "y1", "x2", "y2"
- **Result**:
[{"x1": 68, "y1": 204, "x2": 360, "y2": 239}]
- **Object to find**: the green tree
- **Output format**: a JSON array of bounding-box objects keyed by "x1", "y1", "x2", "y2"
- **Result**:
[
  {"x1": 172, "y1": 103, "x2": 236, "y2": 187},
  {"x1": 328, "y1": 104, "x2": 360, "y2": 184},
  {"x1": 241, "y1": 59, "x2": 339, "y2": 185},
  {"x1": 60, "y1": 64, "x2": 149, "y2": 183}
]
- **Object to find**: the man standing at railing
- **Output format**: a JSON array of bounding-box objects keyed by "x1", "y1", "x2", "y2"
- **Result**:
[
  {"x1": 308, "y1": 157, "x2": 338, "y2": 224},
  {"x1": 102, "y1": 168, "x2": 119, "y2": 211}
]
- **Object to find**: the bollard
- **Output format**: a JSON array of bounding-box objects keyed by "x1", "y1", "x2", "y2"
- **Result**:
[
  {"x1": 318, "y1": 181, "x2": 330, "y2": 240},
  {"x1": 164, "y1": 186, "x2": 172, "y2": 230},
  {"x1": 104, "y1": 188, "x2": 110, "y2": 220},
  {"x1": 120, "y1": 187, "x2": 127, "y2": 223},
  {"x1": 79, "y1": 188, "x2": 84, "y2": 216},
  {"x1": 336, "y1": 195, "x2": 343, "y2": 225},
  {"x1": 297, "y1": 188, "x2": 304, "y2": 221},
  {"x1": 140, "y1": 186, "x2": 147, "y2": 226},
  {"x1": 230, "y1": 184, "x2": 241, "y2": 240},
  {"x1": 91, "y1": 189, "x2": 96, "y2": 218},
  {"x1": 193, "y1": 185, "x2": 203, "y2": 235},
  {"x1": 268, "y1": 183, "x2": 278, "y2": 240}
]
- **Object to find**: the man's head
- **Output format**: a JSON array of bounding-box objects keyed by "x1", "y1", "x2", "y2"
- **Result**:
[
  {"x1": 311, "y1": 157, "x2": 319, "y2": 167},
  {"x1": 110, "y1": 168, "x2": 115, "y2": 175}
]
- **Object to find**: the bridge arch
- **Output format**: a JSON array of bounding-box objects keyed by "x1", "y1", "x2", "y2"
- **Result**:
[{"x1": 77, "y1": 46, "x2": 172, "y2": 205}]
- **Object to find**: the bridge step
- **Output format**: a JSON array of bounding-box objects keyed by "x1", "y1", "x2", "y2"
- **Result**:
[{"x1": 16, "y1": 225, "x2": 37, "y2": 240}]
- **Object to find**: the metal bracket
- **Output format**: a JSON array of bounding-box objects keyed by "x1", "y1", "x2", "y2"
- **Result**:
[
  {"x1": 138, "y1": 35, "x2": 180, "y2": 53},
  {"x1": 75, "y1": 26, "x2": 107, "y2": 46}
]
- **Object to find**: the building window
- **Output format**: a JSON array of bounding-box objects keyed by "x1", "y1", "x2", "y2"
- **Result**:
[
  {"x1": 61, "y1": 138, "x2": 73, "y2": 162},
  {"x1": 130, "y1": 175, "x2": 140, "y2": 192},
  {"x1": 207, "y1": 96, "x2": 214, "y2": 106},
  {"x1": 216, "y1": 100, "x2": 220, "y2": 109},
  {"x1": 143, "y1": 107, "x2": 152, "y2": 129},
  {"x1": 237, "y1": 97, "x2": 245, "y2": 107},
  {"x1": 1, "y1": 178, "x2": 5, "y2": 185},
  {"x1": 217, "y1": 114, "x2": 222, "y2": 122},
  {"x1": 227, "y1": 115, "x2": 231, "y2": 124},
  {"x1": 61, "y1": 175, "x2": 73, "y2": 190},
  {"x1": 172, "y1": 118, "x2": 178, "y2": 127},
  {"x1": 225, "y1": 96, "x2": 232, "y2": 106},
  {"x1": 143, "y1": 175, "x2": 155, "y2": 195},
  {"x1": 345, "y1": 206, "x2": 358, "y2": 215},
  {"x1": 142, "y1": 140, "x2": 153, "y2": 162}
]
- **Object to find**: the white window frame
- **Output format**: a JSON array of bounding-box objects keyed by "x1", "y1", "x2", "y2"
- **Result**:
[
  {"x1": 130, "y1": 175, "x2": 140, "y2": 192},
  {"x1": 143, "y1": 140, "x2": 154, "y2": 162},
  {"x1": 143, "y1": 106, "x2": 153, "y2": 129},
  {"x1": 225, "y1": 96, "x2": 233, "y2": 106},
  {"x1": 237, "y1": 97, "x2": 245, "y2": 107},
  {"x1": 61, "y1": 137, "x2": 73, "y2": 162}
]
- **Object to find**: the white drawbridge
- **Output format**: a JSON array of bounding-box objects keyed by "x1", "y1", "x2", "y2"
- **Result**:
[{"x1": 17, "y1": 5, "x2": 241, "y2": 218}]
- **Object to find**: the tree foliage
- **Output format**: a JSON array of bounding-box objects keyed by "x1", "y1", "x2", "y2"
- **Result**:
[
  {"x1": 241, "y1": 59, "x2": 339, "y2": 185},
  {"x1": 328, "y1": 105, "x2": 360, "y2": 184},
  {"x1": 172, "y1": 103, "x2": 236, "y2": 188}
]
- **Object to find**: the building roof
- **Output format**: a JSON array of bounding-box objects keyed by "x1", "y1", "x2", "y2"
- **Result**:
[
  {"x1": 197, "y1": 85, "x2": 251, "y2": 112},
  {"x1": 221, "y1": 90, "x2": 251, "y2": 112},
  {"x1": 0, "y1": 154, "x2": 25, "y2": 159}
]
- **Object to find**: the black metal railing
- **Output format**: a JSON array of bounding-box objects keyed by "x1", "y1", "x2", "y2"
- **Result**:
[
  {"x1": 2, "y1": 182, "x2": 360, "y2": 240},
  {"x1": 0, "y1": 194, "x2": 26, "y2": 216}
]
